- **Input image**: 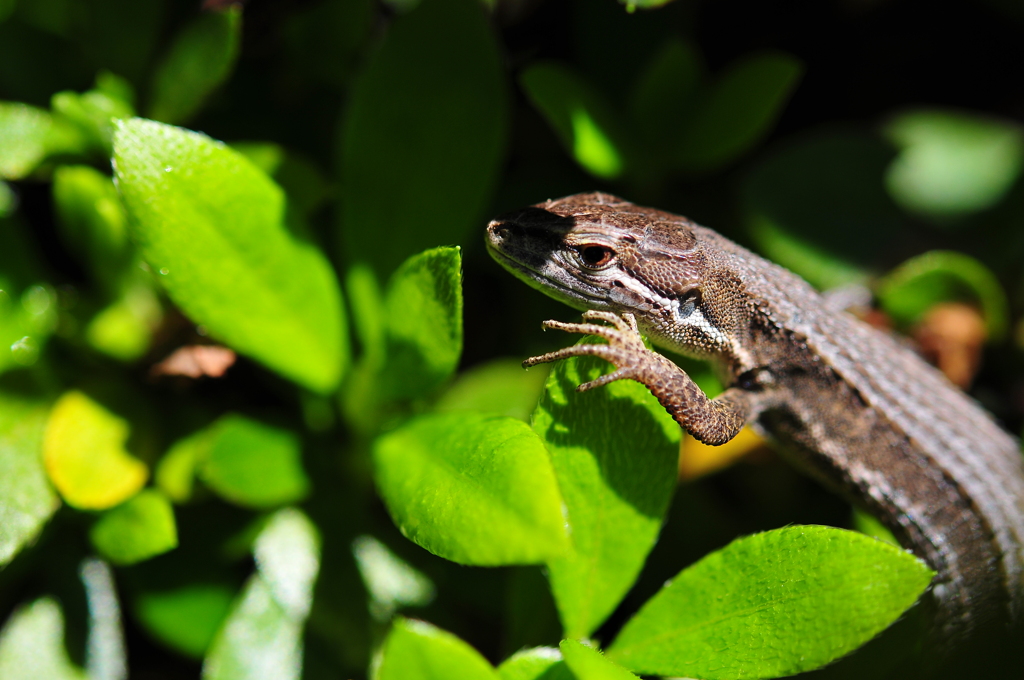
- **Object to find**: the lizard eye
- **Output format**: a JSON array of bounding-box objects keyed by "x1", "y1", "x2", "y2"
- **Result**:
[{"x1": 577, "y1": 244, "x2": 616, "y2": 269}]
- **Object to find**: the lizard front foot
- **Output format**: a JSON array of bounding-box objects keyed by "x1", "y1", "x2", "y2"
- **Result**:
[{"x1": 523, "y1": 311, "x2": 674, "y2": 393}]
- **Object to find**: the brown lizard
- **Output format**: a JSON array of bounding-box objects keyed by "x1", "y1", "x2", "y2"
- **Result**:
[{"x1": 485, "y1": 191, "x2": 1024, "y2": 641}]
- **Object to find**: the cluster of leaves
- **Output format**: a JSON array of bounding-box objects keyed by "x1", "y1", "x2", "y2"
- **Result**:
[{"x1": 1, "y1": 0, "x2": 1024, "y2": 679}]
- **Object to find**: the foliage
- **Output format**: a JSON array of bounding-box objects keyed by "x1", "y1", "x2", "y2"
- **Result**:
[{"x1": 0, "y1": 1, "x2": 1022, "y2": 679}]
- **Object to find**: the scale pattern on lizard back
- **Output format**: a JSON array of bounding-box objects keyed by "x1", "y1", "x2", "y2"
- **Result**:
[{"x1": 485, "y1": 191, "x2": 1024, "y2": 641}]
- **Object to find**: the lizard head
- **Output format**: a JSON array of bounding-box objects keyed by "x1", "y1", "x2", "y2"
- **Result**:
[{"x1": 486, "y1": 192, "x2": 743, "y2": 360}]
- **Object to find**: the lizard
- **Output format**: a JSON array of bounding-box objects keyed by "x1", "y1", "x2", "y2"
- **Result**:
[{"x1": 484, "y1": 191, "x2": 1024, "y2": 642}]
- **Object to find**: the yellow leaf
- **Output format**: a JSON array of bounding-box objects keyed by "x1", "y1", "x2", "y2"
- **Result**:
[
  {"x1": 678, "y1": 426, "x2": 765, "y2": 480},
  {"x1": 43, "y1": 391, "x2": 148, "y2": 510}
]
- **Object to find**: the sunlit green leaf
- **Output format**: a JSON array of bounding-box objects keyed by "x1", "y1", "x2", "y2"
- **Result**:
[
  {"x1": 0, "y1": 599, "x2": 87, "y2": 680},
  {"x1": 884, "y1": 109, "x2": 1024, "y2": 221},
  {"x1": 43, "y1": 391, "x2": 148, "y2": 510},
  {"x1": 148, "y1": 7, "x2": 242, "y2": 124},
  {"x1": 877, "y1": 250, "x2": 1009, "y2": 341},
  {"x1": 0, "y1": 391, "x2": 59, "y2": 567},
  {"x1": 203, "y1": 508, "x2": 319, "y2": 680},
  {"x1": 373, "y1": 411, "x2": 568, "y2": 566},
  {"x1": 51, "y1": 81, "x2": 134, "y2": 155},
  {"x1": 193, "y1": 414, "x2": 309, "y2": 509},
  {"x1": 520, "y1": 62, "x2": 632, "y2": 180},
  {"x1": 135, "y1": 584, "x2": 235, "y2": 659},
  {"x1": 90, "y1": 489, "x2": 178, "y2": 565},
  {"x1": 376, "y1": 618, "x2": 500, "y2": 680},
  {"x1": 560, "y1": 640, "x2": 638, "y2": 680},
  {"x1": 352, "y1": 535, "x2": 435, "y2": 621},
  {"x1": 0, "y1": 103, "x2": 54, "y2": 179},
  {"x1": 675, "y1": 51, "x2": 802, "y2": 172},
  {"x1": 113, "y1": 118, "x2": 347, "y2": 393},
  {"x1": 497, "y1": 647, "x2": 568, "y2": 680},
  {"x1": 607, "y1": 526, "x2": 933, "y2": 679},
  {"x1": 533, "y1": 349, "x2": 680, "y2": 638},
  {"x1": 339, "y1": 0, "x2": 507, "y2": 277},
  {"x1": 435, "y1": 358, "x2": 549, "y2": 422}
]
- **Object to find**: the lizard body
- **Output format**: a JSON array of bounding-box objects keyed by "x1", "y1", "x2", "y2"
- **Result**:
[{"x1": 485, "y1": 191, "x2": 1024, "y2": 640}]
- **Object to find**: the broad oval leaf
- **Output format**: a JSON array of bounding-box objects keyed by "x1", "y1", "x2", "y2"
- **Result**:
[
  {"x1": 0, "y1": 392, "x2": 59, "y2": 567},
  {"x1": 148, "y1": 7, "x2": 242, "y2": 125},
  {"x1": 884, "y1": 109, "x2": 1024, "y2": 221},
  {"x1": 43, "y1": 391, "x2": 148, "y2": 510},
  {"x1": 339, "y1": 0, "x2": 507, "y2": 277},
  {"x1": 376, "y1": 618, "x2": 499, "y2": 680},
  {"x1": 675, "y1": 51, "x2": 802, "y2": 172},
  {"x1": 0, "y1": 103, "x2": 54, "y2": 179},
  {"x1": 497, "y1": 647, "x2": 565, "y2": 680},
  {"x1": 113, "y1": 118, "x2": 347, "y2": 393},
  {"x1": 372, "y1": 411, "x2": 568, "y2": 566},
  {"x1": 607, "y1": 525, "x2": 934, "y2": 679},
  {"x1": 0, "y1": 599, "x2": 87, "y2": 680},
  {"x1": 135, "y1": 584, "x2": 234, "y2": 659},
  {"x1": 533, "y1": 350, "x2": 680, "y2": 638},
  {"x1": 90, "y1": 489, "x2": 178, "y2": 565}
]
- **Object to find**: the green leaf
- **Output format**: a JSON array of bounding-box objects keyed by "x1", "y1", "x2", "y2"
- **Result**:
[
  {"x1": 203, "y1": 508, "x2": 319, "y2": 680},
  {"x1": 148, "y1": 7, "x2": 242, "y2": 124},
  {"x1": 372, "y1": 411, "x2": 569, "y2": 566},
  {"x1": 533, "y1": 350, "x2": 680, "y2": 638},
  {"x1": 375, "y1": 617, "x2": 500, "y2": 680},
  {"x1": 379, "y1": 246, "x2": 463, "y2": 400},
  {"x1": 113, "y1": 118, "x2": 347, "y2": 393},
  {"x1": 607, "y1": 526, "x2": 934, "y2": 679},
  {"x1": 135, "y1": 584, "x2": 234, "y2": 658},
  {"x1": 877, "y1": 250, "x2": 1009, "y2": 341},
  {"x1": 90, "y1": 489, "x2": 178, "y2": 565},
  {"x1": 520, "y1": 62, "x2": 632, "y2": 180},
  {"x1": 194, "y1": 414, "x2": 309, "y2": 509},
  {"x1": 43, "y1": 391, "x2": 148, "y2": 510},
  {"x1": 560, "y1": 640, "x2": 638, "y2": 680},
  {"x1": 675, "y1": 51, "x2": 802, "y2": 172},
  {"x1": 339, "y1": 0, "x2": 508, "y2": 277},
  {"x1": 52, "y1": 165, "x2": 132, "y2": 292},
  {"x1": 497, "y1": 648, "x2": 570, "y2": 680},
  {"x1": 50, "y1": 83, "x2": 134, "y2": 155},
  {"x1": 0, "y1": 281, "x2": 58, "y2": 374},
  {"x1": 884, "y1": 109, "x2": 1024, "y2": 221},
  {"x1": 435, "y1": 358, "x2": 549, "y2": 422},
  {"x1": 0, "y1": 599, "x2": 87, "y2": 680},
  {"x1": 0, "y1": 391, "x2": 59, "y2": 567},
  {"x1": 629, "y1": 38, "x2": 703, "y2": 156},
  {"x1": 741, "y1": 130, "x2": 904, "y2": 290},
  {"x1": 0, "y1": 101, "x2": 91, "y2": 180},
  {"x1": 352, "y1": 535, "x2": 435, "y2": 621},
  {"x1": 85, "y1": 285, "x2": 161, "y2": 361},
  {"x1": 0, "y1": 181, "x2": 14, "y2": 217}
]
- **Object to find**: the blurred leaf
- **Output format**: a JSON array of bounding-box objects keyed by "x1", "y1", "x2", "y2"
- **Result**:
[
  {"x1": 0, "y1": 100, "x2": 92, "y2": 179},
  {"x1": 533, "y1": 349, "x2": 679, "y2": 638},
  {"x1": 80, "y1": 558, "x2": 127, "y2": 680},
  {"x1": 373, "y1": 411, "x2": 569, "y2": 566},
  {"x1": 741, "y1": 130, "x2": 904, "y2": 289},
  {"x1": 380, "y1": 246, "x2": 463, "y2": 400},
  {"x1": 148, "y1": 6, "x2": 242, "y2": 124},
  {"x1": 155, "y1": 428, "x2": 205, "y2": 503},
  {"x1": 877, "y1": 250, "x2": 1009, "y2": 341},
  {"x1": 282, "y1": 0, "x2": 373, "y2": 88},
  {"x1": 520, "y1": 62, "x2": 632, "y2": 180},
  {"x1": 497, "y1": 648, "x2": 569, "y2": 680},
  {"x1": 230, "y1": 141, "x2": 284, "y2": 176},
  {"x1": 620, "y1": 0, "x2": 676, "y2": 8},
  {"x1": 0, "y1": 391, "x2": 59, "y2": 567},
  {"x1": 43, "y1": 390, "x2": 148, "y2": 510},
  {"x1": 629, "y1": 38, "x2": 702, "y2": 156},
  {"x1": 51, "y1": 82, "x2": 134, "y2": 155},
  {"x1": 376, "y1": 617, "x2": 500, "y2": 680},
  {"x1": 85, "y1": 284, "x2": 161, "y2": 361},
  {"x1": 852, "y1": 508, "x2": 899, "y2": 547},
  {"x1": 192, "y1": 414, "x2": 309, "y2": 509},
  {"x1": 113, "y1": 118, "x2": 348, "y2": 394},
  {"x1": 560, "y1": 640, "x2": 638, "y2": 680},
  {"x1": 352, "y1": 535, "x2": 435, "y2": 621},
  {"x1": 52, "y1": 165, "x2": 132, "y2": 291},
  {"x1": 0, "y1": 180, "x2": 14, "y2": 216},
  {"x1": 203, "y1": 508, "x2": 319, "y2": 680},
  {"x1": 135, "y1": 584, "x2": 234, "y2": 658},
  {"x1": 90, "y1": 489, "x2": 178, "y2": 565},
  {"x1": 0, "y1": 599, "x2": 88, "y2": 680},
  {"x1": 675, "y1": 51, "x2": 802, "y2": 172},
  {"x1": 0, "y1": 281, "x2": 58, "y2": 374},
  {"x1": 884, "y1": 109, "x2": 1024, "y2": 221},
  {"x1": 435, "y1": 358, "x2": 549, "y2": 421},
  {"x1": 339, "y1": 0, "x2": 507, "y2": 277},
  {"x1": 607, "y1": 526, "x2": 933, "y2": 679}
]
